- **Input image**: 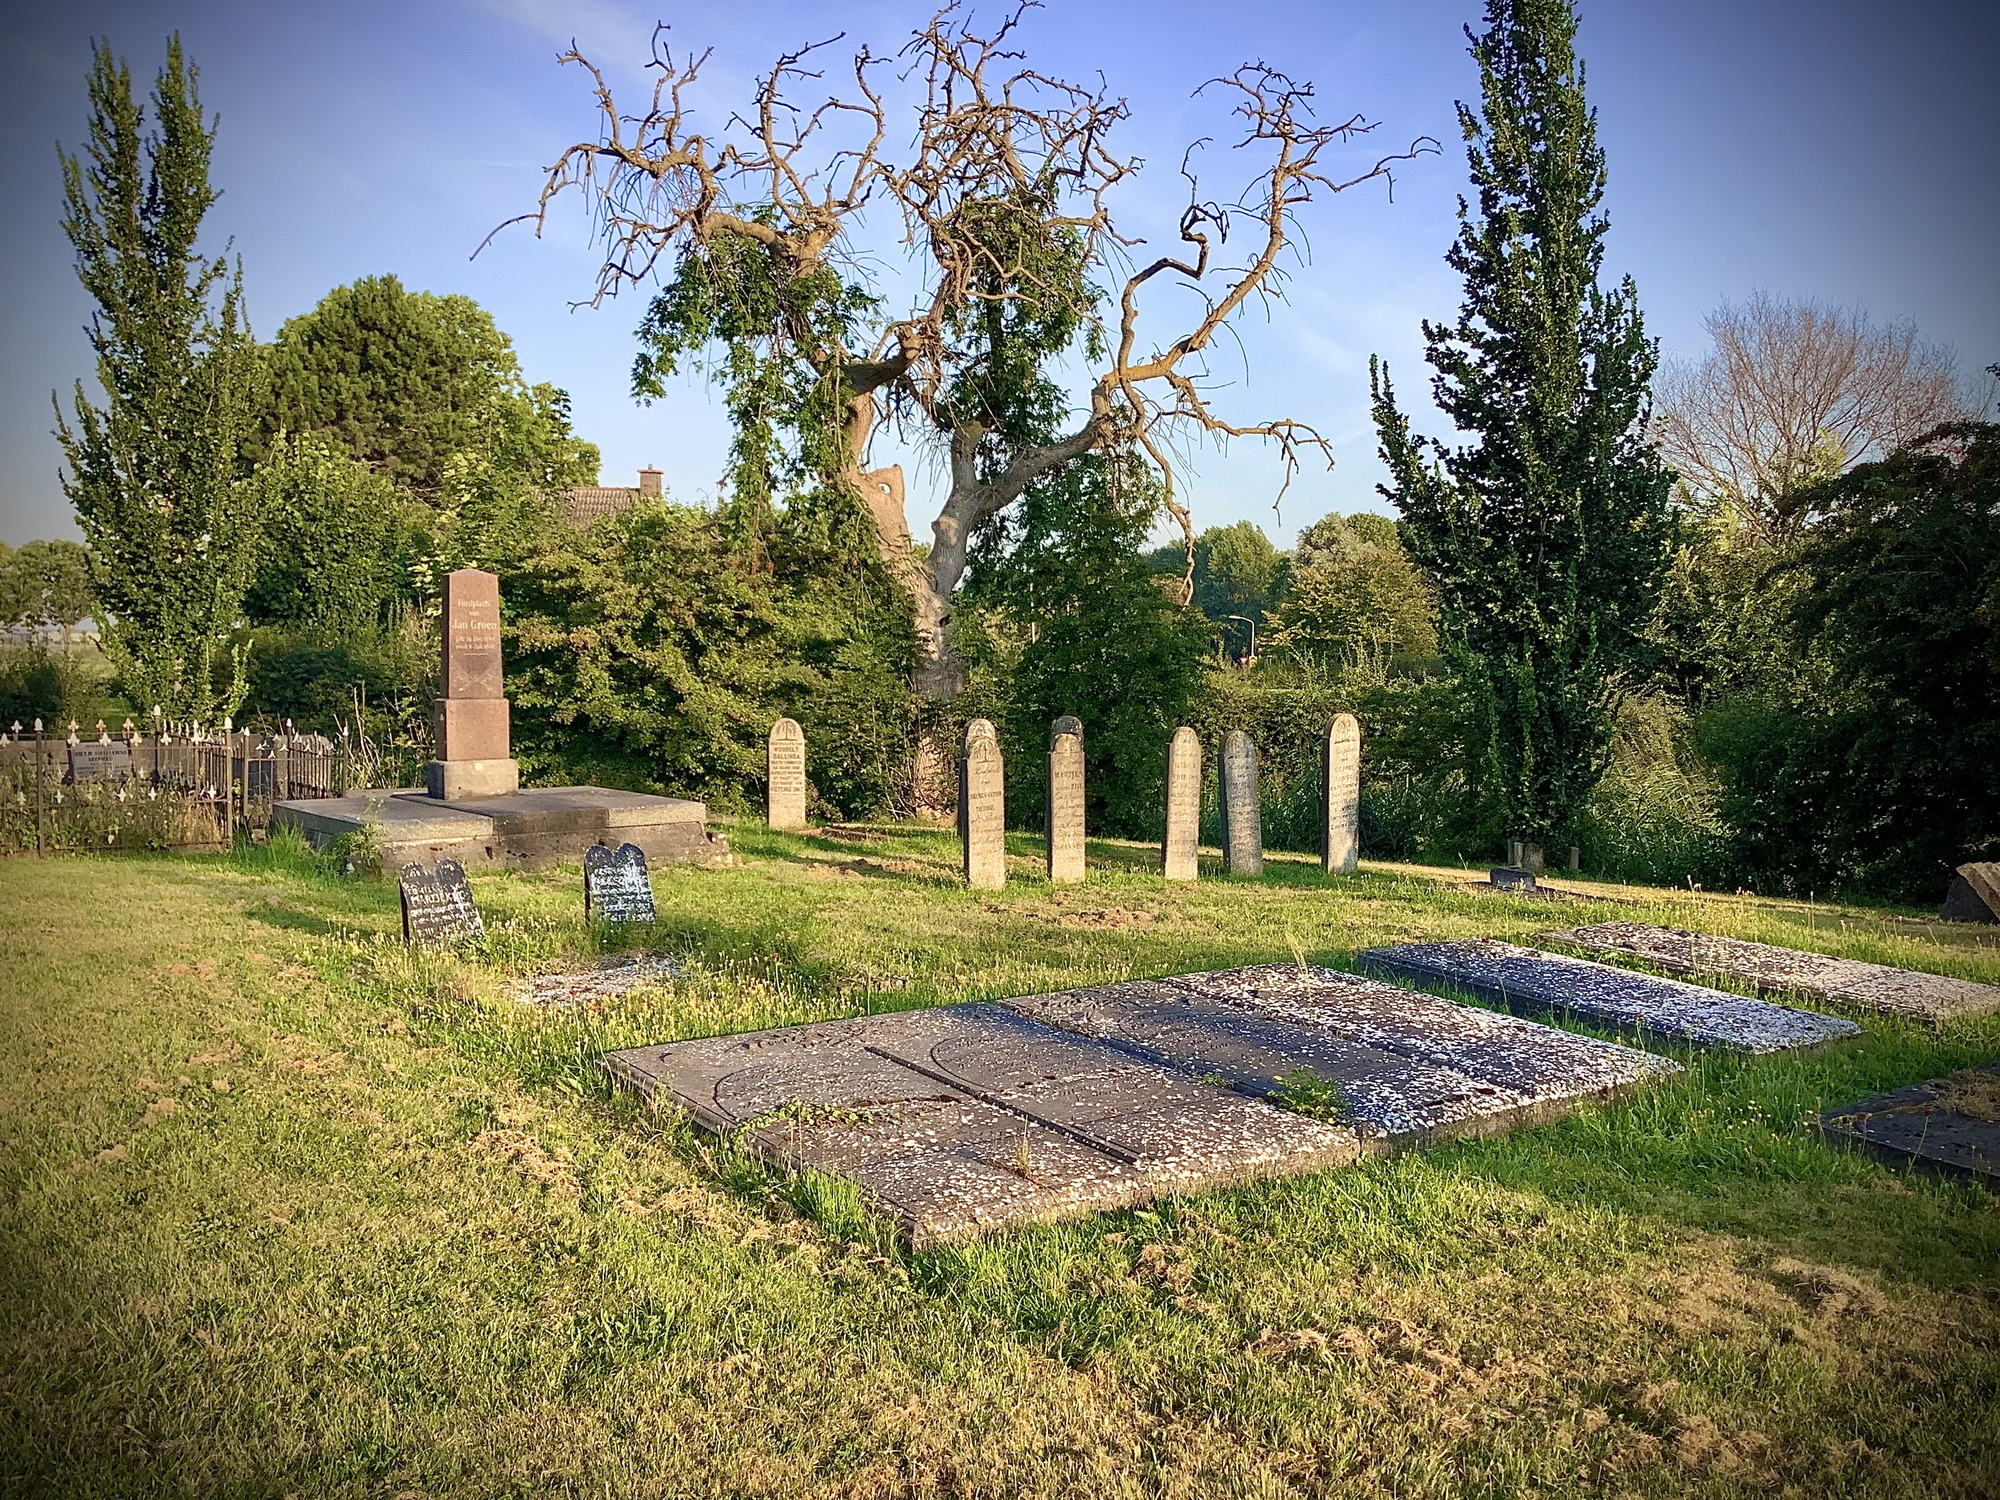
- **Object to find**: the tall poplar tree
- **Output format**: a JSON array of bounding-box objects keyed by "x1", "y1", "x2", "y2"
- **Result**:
[
  {"x1": 55, "y1": 38, "x2": 260, "y2": 720},
  {"x1": 1371, "y1": 0, "x2": 1672, "y2": 854}
]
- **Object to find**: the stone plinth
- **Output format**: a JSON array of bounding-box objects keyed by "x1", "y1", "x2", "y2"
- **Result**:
[{"x1": 426, "y1": 568, "x2": 518, "y2": 799}]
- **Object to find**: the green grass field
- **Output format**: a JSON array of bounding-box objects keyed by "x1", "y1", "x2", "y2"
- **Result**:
[{"x1": 4, "y1": 821, "x2": 1997, "y2": 1498}]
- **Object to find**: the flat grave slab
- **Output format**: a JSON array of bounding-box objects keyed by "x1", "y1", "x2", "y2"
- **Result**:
[
  {"x1": 521, "y1": 953, "x2": 682, "y2": 1007},
  {"x1": 1004, "y1": 965, "x2": 1675, "y2": 1145},
  {"x1": 1541, "y1": 921, "x2": 2000, "y2": 1023},
  {"x1": 602, "y1": 1003, "x2": 1361, "y2": 1245},
  {"x1": 1358, "y1": 940, "x2": 1861, "y2": 1054},
  {"x1": 1816, "y1": 1064, "x2": 2000, "y2": 1190}
]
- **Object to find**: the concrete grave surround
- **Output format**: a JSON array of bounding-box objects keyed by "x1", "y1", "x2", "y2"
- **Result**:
[
  {"x1": 1161, "y1": 727, "x2": 1201, "y2": 881},
  {"x1": 275, "y1": 573, "x2": 729, "y2": 871},
  {"x1": 962, "y1": 719, "x2": 1006, "y2": 891},
  {"x1": 766, "y1": 718, "x2": 807, "y2": 830},
  {"x1": 399, "y1": 858, "x2": 483, "y2": 946},
  {"x1": 1359, "y1": 938, "x2": 1861, "y2": 1053},
  {"x1": 1816, "y1": 1064, "x2": 2000, "y2": 1190},
  {"x1": 1047, "y1": 721, "x2": 1085, "y2": 885},
  {"x1": 585, "y1": 842, "x2": 656, "y2": 924},
  {"x1": 1220, "y1": 730, "x2": 1263, "y2": 877},
  {"x1": 1322, "y1": 714, "x2": 1361, "y2": 874},
  {"x1": 602, "y1": 963, "x2": 1683, "y2": 1242},
  {"x1": 602, "y1": 1002, "x2": 1362, "y2": 1245},
  {"x1": 428, "y1": 569, "x2": 518, "y2": 799},
  {"x1": 1541, "y1": 921, "x2": 2000, "y2": 1022}
]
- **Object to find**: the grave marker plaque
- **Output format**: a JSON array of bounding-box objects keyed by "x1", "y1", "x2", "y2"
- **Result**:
[
  {"x1": 1161, "y1": 727, "x2": 1201, "y2": 881},
  {"x1": 1047, "y1": 722, "x2": 1085, "y2": 885},
  {"x1": 962, "y1": 720, "x2": 1007, "y2": 890},
  {"x1": 68, "y1": 740, "x2": 133, "y2": 782},
  {"x1": 1322, "y1": 714, "x2": 1361, "y2": 874},
  {"x1": 585, "y1": 842, "x2": 656, "y2": 923},
  {"x1": 767, "y1": 718, "x2": 807, "y2": 830},
  {"x1": 1220, "y1": 730, "x2": 1263, "y2": 876},
  {"x1": 399, "y1": 858, "x2": 484, "y2": 946}
]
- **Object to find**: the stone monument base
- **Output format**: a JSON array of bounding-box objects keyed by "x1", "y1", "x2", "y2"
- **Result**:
[
  {"x1": 425, "y1": 757, "x2": 520, "y2": 799},
  {"x1": 274, "y1": 784, "x2": 730, "y2": 873}
]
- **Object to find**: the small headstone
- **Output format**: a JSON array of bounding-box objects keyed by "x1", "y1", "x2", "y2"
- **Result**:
[
  {"x1": 399, "y1": 858, "x2": 484, "y2": 946},
  {"x1": 962, "y1": 721, "x2": 1006, "y2": 891},
  {"x1": 1047, "y1": 722, "x2": 1085, "y2": 885},
  {"x1": 766, "y1": 718, "x2": 807, "y2": 830},
  {"x1": 1359, "y1": 938, "x2": 1862, "y2": 1054},
  {"x1": 1220, "y1": 730, "x2": 1263, "y2": 876},
  {"x1": 1955, "y1": 863, "x2": 2000, "y2": 923},
  {"x1": 1489, "y1": 866, "x2": 1538, "y2": 892},
  {"x1": 1161, "y1": 726, "x2": 1201, "y2": 881},
  {"x1": 1322, "y1": 714, "x2": 1361, "y2": 874},
  {"x1": 585, "y1": 842, "x2": 656, "y2": 923},
  {"x1": 68, "y1": 740, "x2": 133, "y2": 782}
]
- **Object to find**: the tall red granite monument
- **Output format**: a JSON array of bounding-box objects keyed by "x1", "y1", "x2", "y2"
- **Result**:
[{"x1": 275, "y1": 569, "x2": 727, "y2": 872}]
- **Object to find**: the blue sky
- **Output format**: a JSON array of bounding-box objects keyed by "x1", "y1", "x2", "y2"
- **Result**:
[{"x1": 3, "y1": 0, "x2": 1995, "y2": 549}]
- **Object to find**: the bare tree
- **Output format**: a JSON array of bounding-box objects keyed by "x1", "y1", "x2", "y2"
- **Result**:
[
  {"x1": 496, "y1": 4, "x2": 1428, "y2": 702},
  {"x1": 1655, "y1": 292, "x2": 1968, "y2": 540}
]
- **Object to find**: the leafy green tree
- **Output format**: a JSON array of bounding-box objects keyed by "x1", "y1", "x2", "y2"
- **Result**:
[
  {"x1": 0, "y1": 540, "x2": 96, "y2": 634},
  {"x1": 965, "y1": 452, "x2": 1212, "y2": 837},
  {"x1": 54, "y1": 38, "x2": 261, "y2": 720},
  {"x1": 1371, "y1": 0, "x2": 1673, "y2": 852},
  {"x1": 259, "y1": 275, "x2": 599, "y2": 588},
  {"x1": 1268, "y1": 513, "x2": 1437, "y2": 674},
  {"x1": 1190, "y1": 521, "x2": 1286, "y2": 657},
  {"x1": 242, "y1": 435, "x2": 410, "y2": 631}
]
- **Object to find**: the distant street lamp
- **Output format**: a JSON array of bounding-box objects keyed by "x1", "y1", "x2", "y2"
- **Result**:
[{"x1": 1224, "y1": 614, "x2": 1258, "y2": 668}]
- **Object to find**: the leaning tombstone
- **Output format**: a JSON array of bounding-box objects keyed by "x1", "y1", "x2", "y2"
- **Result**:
[
  {"x1": 1161, "y1": 726, "x2": 1202, "y2": 881},
  {"x1": 766, "y1": 718, "x2": 808, "y2": 830},
  {"x1": 1321, "y1": 714, "x2": 1361, "y2": 874},
  {"x1": 1047, "y1": 718, "x2": 1086, "y2": 884},
  {"x1": 400, "y1": 858, "x2": 484, "y2": 946},
  {"x1": 1947, "y1": 863, "x2": 2000, "y2": 924},
  {"x1": 962, "y1": 720, "x2": 1006, "y2": 890},
  {"x1": 585, "y1": 842, "x2": 656, "y2": 923},
  {"x1": 1220, "y1": 730, "x2": 1263, "y2": 876}
]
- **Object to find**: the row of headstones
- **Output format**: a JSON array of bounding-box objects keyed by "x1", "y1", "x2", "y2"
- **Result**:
[{"x1": 399, "y1": 842, "x2": 657, "y2": 946}]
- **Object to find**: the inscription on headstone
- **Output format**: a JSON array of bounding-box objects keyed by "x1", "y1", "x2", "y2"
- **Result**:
[
  {"x1": 1220, "y1": 730, "x2": 1263, "y2": 876},
  {"x1": 585, "y1": 842, "x2": 656, "y2": 923},
  {"x1": 766, "y1": 718, "x2": 807, "y2": 830},
  {"x1": 1162, "y1": 726, "x2": 1201, "y2": 881},
  {"x1": 399, "y1": 858, "x2": 484, "y2": 946},
  {"x1": 68, "y1": 740, "x2": 134, "y2": 782},
  {"x1": 1047, "y1": 721, "x2": 1085, "y2": 885},
  {"x1": 428, "y1": 567, "x2": 518, "y2": 798},
  {"x1": 442, "y1": 569, "x2": 504, "y2": 700},
  {"x1": 1322, "y1": 714, "x2": 1361, "y2": 874},
  {"x1": 962, "y1": 719, "x2": 1006, "y2": 890}
]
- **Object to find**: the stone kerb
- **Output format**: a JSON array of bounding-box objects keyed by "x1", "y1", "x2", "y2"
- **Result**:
[
  {"x1": 1220, "y1": 730, "x2": 1263, "y2": 876},
  {"x1": 1047, "y1": 717, "x2": 1085, "y2": 885},
  {"x1": 1161, "y1": 726, "x2": 1201, "y2": 881},
  {"x1": 767, "y1": 718, "x2": 807, "y2": 830},
  {"x1": 426, "y1": 568, "x2": 519, "y2": 800},
  {"x1": 1323, "y1": 713, "x2": 1362, "y2": 874},
  {"x1": 962, "y1": 719, "x2": 1006, "y2": 890}
]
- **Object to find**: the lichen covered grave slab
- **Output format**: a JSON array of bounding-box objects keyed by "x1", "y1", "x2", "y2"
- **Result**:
[
  {"x1": 1358, "y1": 940, "x2": 1861, "y2": 1053},
  {"x1": 1816, "y1": 1063, "x2": 2000, "y2": 1189},
  {"x1": 1539, "y1": 921, "x2": 2000, "y2": 1023}
]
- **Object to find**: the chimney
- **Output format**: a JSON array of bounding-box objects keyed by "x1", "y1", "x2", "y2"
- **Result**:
[{"x1": 637, "y1": 467, "x2": 663, "y2": 497}]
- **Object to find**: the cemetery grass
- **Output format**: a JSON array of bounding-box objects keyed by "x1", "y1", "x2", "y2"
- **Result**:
[{"x1": 3, "y1": 824, "x2": 1998, "y2": 1499}]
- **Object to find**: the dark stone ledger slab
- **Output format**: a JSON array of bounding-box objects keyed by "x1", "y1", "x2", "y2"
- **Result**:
[
  {"x1": 585, "y1": 841, "x2": 656, "y2": 924},
  {"x1": 1816, "y1": 1064, "x2": 2000, "y2": 1190}
]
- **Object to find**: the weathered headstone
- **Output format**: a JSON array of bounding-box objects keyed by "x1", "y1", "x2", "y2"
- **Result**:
[
  {"x1": 399, "y1": 858, "x2": 484, "y2": 946},
  {"x1": 584, "y1": 841, "x2": 656, "y2": 923},
  {"x1": 1047, "y1": 720, "x2": 1085, "y2": 885},
  {"x1": 1359, "y1": 938, "x2": 1861, "y2": 1054},
  {"x1": 1956, "y1": 863, "x2": 2000, "y2": 923},
  {"x1": 1540, "y1": 920, "x2": 2000, "y2": 1022},
  {"x1": 766, "y1": 718, "x2": 807, "y2": 830},
  {"x1": 68, "y1": 740, "x2": 133, "y2": 782},
  {"x1": 426, "y1": 568, "x2": 519, "y2": 799},
  {"x1": 957, "y1": 718, "x2": 999, "y2": 845},
  {"x1": 1220, "y1": 730, "x2": 1263, "y2": 876},
  {"x1": 1322, "y1": 714, "x2": 1361, "y2": 874},
  {"x1": 962, "y1": 720, "x2": 1006, "y2": 890},
  {"x1": 1941, "y1": 876, "x2": 1996, "y2": 923},
  {"x1": 1161, "y1": 726, "x2": 1201, "y2": 881}
]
